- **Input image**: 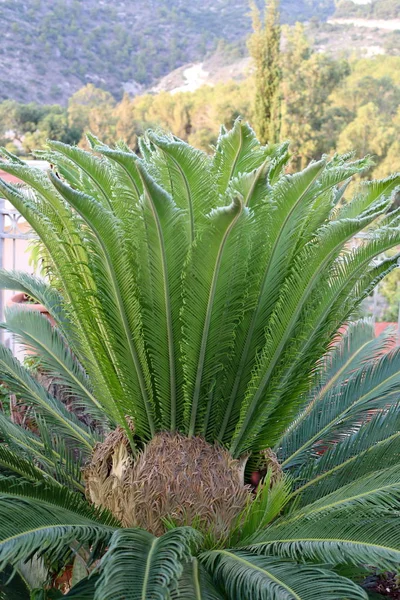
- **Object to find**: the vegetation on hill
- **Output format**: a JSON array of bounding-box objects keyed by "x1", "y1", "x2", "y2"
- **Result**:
[
  {"x1": 0, "y1": 0, "x2": 334, "y2": 104},
  {"x1": 335, "y1": 0, "x2": 400, "y2": 19}
]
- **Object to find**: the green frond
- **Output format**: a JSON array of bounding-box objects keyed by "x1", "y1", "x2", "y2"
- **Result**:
[
  {"x1": 93, "y1": 146, "x2": 144, "y2": 203},
  {"x1": 275, "y1": 319, "x2": 392, "y2": 462},
  {"x1": 211, "y1": 119, "x2": 283, "y2": 196},
  {"x1": 315, "y1": 319, "x2": 382, "y2": 387},
  {"x1": 171, "y1": 559, "x2": 226, "y2": 600},
  {"x1": 147, "y1": 133, "x2": 215, "y2": 241},
  {"x1": 278, "y1": 319, "x2": 378, "y2": 445},
  {"x1": 227, "y1": 159, "x2": 270, "y2": 209},
  {"x1": 217, "y1": 159, "x2": 327, "y2": 444},
  {"x1": 247, "y1": 504, "x2": 400, "y2": 572},
  {"x1": 291, "y1": 463, "x2": 400, "y2": 521},
  {"x1": 0, "y1": 344, "x2": 96, "y2": 452},
  {"x1": 0, "y1": 477, "x2": 116, "y2": 525},
  {"x1": 94, "y1": 527, "x2": 202, "y2": 600},
  {"x1": 337, "y1": 174, "x2": 400, "y2": 220},
  {"x1": 48, "y1": 169, "x2": 155, "y2": 440},
  {"x1": 0, "y1": 161, "x2": 73, "y2": 221},
  {"x1": 0, "y1": 479, "x2": 116, "y2": 571},
  {"x1": 293, "y1": 404, "x2": 400, "y2": 505},
  {"x1": 47, "y1": 140, "x2": 115, "y2": 211},
  {"x1": 230, "y1": 203, "x2": 391, "y2": 455},
  {"x1": 0, "y1": 270, "x2": 68, "y2": 331},
  {"x1": 268, "y1": 142, "x2": 290, "y2": 185},
  {"x1": 229, "y1": 472, "x2": 292, "y2": 545},
  {"x1": 0, "y1": 446, "x2": 53, "y2": 484},
  {"x1": 0, "y1": 147, "x2": 26, "y2": 164},
  {"x1": 202, "y1": 550, "x2": 367, "y2": 599},
  {"x1": 134, "y1": 161, "x2": 188, "y2": 430},
  {"x1": 180, "y1": 195, "x2": 249, "y2": 436},
  {"x1": 0, "y1": 178, "x2": 122, "y2": 415},
  {"x1": 244, "y1": 232, "x2": 400, "y2": 455},
  {"x1": 0, "y1": 414, "x2": 84, "y2": 491},
  {"x1": 4, "y1": 307, "x2": 107, "y2": 424},
  {"x1": 279, "y1": 346, "x2": 400, "y2": 470}
]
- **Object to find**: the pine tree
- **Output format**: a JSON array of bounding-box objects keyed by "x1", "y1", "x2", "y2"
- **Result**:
[{"x1": 247, "y1": 0, "x2": 281, "y2": 144}]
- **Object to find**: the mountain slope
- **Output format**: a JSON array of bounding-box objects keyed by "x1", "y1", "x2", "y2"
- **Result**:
[{"x1": 0, "y1": 0, "x2": 334, "y2": 104}]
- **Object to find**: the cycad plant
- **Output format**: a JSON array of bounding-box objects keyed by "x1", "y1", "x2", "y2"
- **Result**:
[{"x1": 0, "y1": 120, "x2": 399, "y2": 598}]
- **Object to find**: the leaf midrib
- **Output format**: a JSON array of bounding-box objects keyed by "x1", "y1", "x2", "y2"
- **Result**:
[{"x1": 141, "y1": 538, "x2": 158, "y2": 599}]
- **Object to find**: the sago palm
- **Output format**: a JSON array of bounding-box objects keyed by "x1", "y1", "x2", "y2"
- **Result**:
[{"x1": 0, "y1": 120, "x2": 399, "y2": 598}]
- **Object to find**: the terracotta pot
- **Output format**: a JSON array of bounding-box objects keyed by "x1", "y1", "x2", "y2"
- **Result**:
[{"x1": 8, "y1": 292, "x2": 56, "y2": 326}]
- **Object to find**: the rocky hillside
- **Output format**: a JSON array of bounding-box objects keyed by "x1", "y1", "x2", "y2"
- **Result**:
[{"x1": 0, "y1": 0, "x2": 334, "y2": 105}]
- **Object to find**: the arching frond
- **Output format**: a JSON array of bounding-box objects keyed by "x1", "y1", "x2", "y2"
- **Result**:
[
  {"x1": 247, "y1": 505, "x2": 400, "y2": 571},
  {"x1": 47, "y1": 141, "x2": 116, "y2": 211},
  {"x1": 211, "y1": 119, "x2": 283, "y2": 196},
  {"x1": 0, "y1": 446, "x2": 54, "y2": 484},
  {"x1": 147, "y1": 133, "x2": 215, "y2": 240},
  {"x1": 0, "y1": 414, "x2": 84, "y2": 491},
  {"x1": 289, "y1": 464, "x2": 400, "y2": 522},
  {"x1": 0, "y1": 344, "x2": 96, "y2": 452},
  {"x1": 0, "y1": 270, "x2": 68, "y2": 331},
  {"x1": 4, "y1": 307, "x2": 106, "y2": 424},
  {"x1": 202, "y1": 550, "x2": 367, "y2": 599},
  {"x1": 134, "y1": 161, "x2": 188, "y2": 430},
  {"x1": 279, "y1": 347, "x2": 400, "y2": 470},
  {"x1": 218, "y1": 159, "x2": 327, "y2": 444},
  {"x1": 94, "y1": 527, "x2": 202, "y2": 600},
  {"x1": 48, "y1": 170, "x2": 155, "y2": 440},
  {"x1": 0, "y1": 479, "x2": 116, "y2": 571},
  {"x1": 292, "y1": 404, "x2": 400, "y2": 505},
  {"x1": 181, "y1": 196, "x2": 250, "y2": 436}
]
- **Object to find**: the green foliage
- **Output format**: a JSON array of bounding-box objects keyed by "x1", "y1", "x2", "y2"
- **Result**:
[
  {"x1": 95, "y1": 527, "x2": 202, "y2": 599},
  {"x1": 0, "y1": 101, "x2": 81, "y2": 155},
  {"x1": 203, "y1": 551, "x2": 368, "y2": 599},
  {"x1": 228, "y1": 471, "x2": 292, "y2": 546},
  {"x1": 0, "y1": 126, "x2": 398, "y2": 596}
]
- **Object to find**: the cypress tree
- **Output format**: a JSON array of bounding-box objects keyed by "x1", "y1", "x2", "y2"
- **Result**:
[{"x1": 248, "y1": 0, "x2": 281, "y2": 144}]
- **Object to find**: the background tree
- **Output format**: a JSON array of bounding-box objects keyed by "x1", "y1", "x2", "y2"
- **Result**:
[
  {"x1": 113, "y1": 94, "x2": 142, "y2": 150},
  {"x1": 67, "y1": 84, "x2": 116, "y2": 145},
  {"x1": 336, "y1": 102, "x2": 395, "y2": 161},
  {"x1": 379, "y1": 268, "x2": 400, "y2": 321},
  {"x1": 247, "y1": 0, "x2": 281, "y2": 144},
  {"x1": 280, "y1": 23, "x2": 349, "y2": 170}
]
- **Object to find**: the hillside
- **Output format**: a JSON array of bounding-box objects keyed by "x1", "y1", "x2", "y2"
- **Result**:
[
  {"x1": 0, "y1": 0, "x2": 335, "y2": 105},
  {"x1": 153, "y1": 18, "x2": 398, "y2": 95}
]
